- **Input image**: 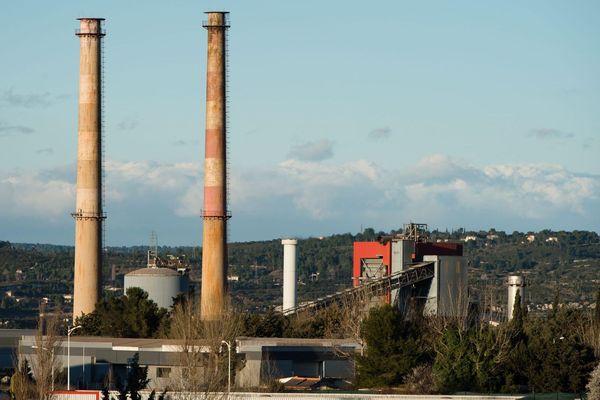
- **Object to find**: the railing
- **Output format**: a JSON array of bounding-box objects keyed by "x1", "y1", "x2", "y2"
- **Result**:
[
  {"x1": 71, "y1": 210, "x2": 107, "y2": 220},
  {"x1": 201, "y1": 210, "x2": 232, "y2": 219},
  {"x1": 202, "y1": 20, "x2": 230, "y2": 28},
  {"x1": 75, "y1": 29, "x2": 106, "y2": 36}
]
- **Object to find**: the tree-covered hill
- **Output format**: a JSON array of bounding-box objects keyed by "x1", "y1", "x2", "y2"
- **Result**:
[{"x1": 0, "y1": 228, "x2": 598, "y2": 327}]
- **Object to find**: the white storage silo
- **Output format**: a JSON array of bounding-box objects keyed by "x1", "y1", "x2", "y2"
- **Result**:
[{"x1": 124, "y1": 267, "x2": 189, "y2": 310}]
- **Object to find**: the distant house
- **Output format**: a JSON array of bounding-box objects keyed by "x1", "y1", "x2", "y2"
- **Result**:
[
  {"x1": 463, "y1": 235, "x2": 477, "y2": 242},
  {"x1": 526, "y1": 234, "x2": 536, "y2": 243},
  {"x1": 546, "y1": 237, "x2": 558, "y2": 243}
]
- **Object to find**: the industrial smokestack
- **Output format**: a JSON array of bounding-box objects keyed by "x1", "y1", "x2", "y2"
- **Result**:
[
  {"x1": 507, "y1": 275, "x2": 525, "y2": 320},
  {"x1": 282, "y1": 239, "x2": 298, "y2": 314},
  {"x1": 72, "y1": 18, "x2": 105, "y2": 318},
  {"x1": 200, "y1": 12, "x2": 230, "y2": 320}
]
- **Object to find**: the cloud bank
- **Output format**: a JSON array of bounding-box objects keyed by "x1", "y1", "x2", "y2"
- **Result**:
[{"x1": 0, "y1": 155, "x2": 598, "y2": 244}]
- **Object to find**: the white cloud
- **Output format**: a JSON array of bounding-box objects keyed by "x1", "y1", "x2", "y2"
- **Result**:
[
  {"x1": 1, "y1": 155, "x2": 598, "y2": 243},
  {"x1": 0, "y1": 172, "x2": 74, "y2": 219}
]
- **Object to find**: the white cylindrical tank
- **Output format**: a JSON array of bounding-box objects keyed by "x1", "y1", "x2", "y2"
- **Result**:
[
  {"x1": 282, "y1": 239, "x2": 298, "y2": 314},
  {"x1": 507, "y1": 275, "x2": 525, "y2": 320},
  {"x1": 124, "y1": 267, "x2": 189, "y2": 310}
]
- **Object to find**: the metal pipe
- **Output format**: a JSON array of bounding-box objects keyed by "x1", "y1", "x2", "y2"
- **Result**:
[
  {"x1": 67, "y1": 325, "x2": 82, "y2": 390},
  {"x1": 221, "y1": 340, "x2": 231, "y2": 392},
  {"x1": 73, "y1": 18, "x2": 106, "y2": 318},
  {"x1": 200, "y1": 12, "x2": 230, "y2": 320}
]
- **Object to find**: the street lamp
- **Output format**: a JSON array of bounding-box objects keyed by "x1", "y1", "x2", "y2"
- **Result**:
[
  {"x1": 67, "y1": 325, "x2": 82, "y2": 390},
  {"x1": 220, "y1": 340, "x2": 232, "y2": 393}
]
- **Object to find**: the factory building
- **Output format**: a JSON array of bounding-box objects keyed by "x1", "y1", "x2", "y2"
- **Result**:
[
  {"x1": 236, "y1": 337, "x2": 360, "y2": 388},
  {"x1": 16, "y1": 335, "x2": 359, "y2": 390},
  {"x1": 353, "y1": 223, "x2": 467, "y2": 316}
]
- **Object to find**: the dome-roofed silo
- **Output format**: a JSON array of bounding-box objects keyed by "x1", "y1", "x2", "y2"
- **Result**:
[{"x1": 124, "y1": 266, "x2": 189, "y2": 310}]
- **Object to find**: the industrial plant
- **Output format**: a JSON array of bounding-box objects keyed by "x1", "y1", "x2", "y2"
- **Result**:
[
  {"x1": 3, "y1": 8, "x2": 596, "y2": 400},
  {"x1": 65, "y1": 12, "x2": 483, "y2": 327},
  {"x1": 66, "y1": 8, "x2": 522, "y2": 382}
]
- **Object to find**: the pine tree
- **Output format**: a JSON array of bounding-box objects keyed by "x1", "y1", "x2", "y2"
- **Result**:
[
  {"x1": 433, "y1": 326, "x2": 473, "y2": 393},
  {"x1": 510, "y1": 291, "x2": 524, "y2": 335},
  {"x1": 356, "y1": 305, "x2": 429, "y2": 387},
  {"x1": 126, "y1": 353, "x2": 149, "y2": 400}
]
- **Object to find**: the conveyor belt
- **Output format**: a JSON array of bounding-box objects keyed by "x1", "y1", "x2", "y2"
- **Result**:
[{"x1": 283, "y1": 261, "x2": 435, "y2": 315}]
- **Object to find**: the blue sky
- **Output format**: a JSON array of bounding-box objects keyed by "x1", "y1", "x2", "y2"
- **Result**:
[{"x1": 1, "y1": 1, "x2": 599, "y2": 245}]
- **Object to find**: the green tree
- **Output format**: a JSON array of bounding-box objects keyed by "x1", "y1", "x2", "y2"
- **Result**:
[
  {"x1": 243, "y1": 309, "x2": 288, "y2": 337},
  {"x1": 126, "y1": 353, "x2": 149, "y2": 400},
  {"x1": 469, "y1": 324, "x2": 508, "y2": 392},
  {"x1": 356, "y1": 305, "x2": 429, "y2": 387},
  {"x1": 502, "y1": 291, "x2": 528, "y2": 390},
  {"x1": 433, "y1": 325, "x2": 473, "y2": 393},
  {"x1": 510, "y1": 291, "x2": 524, "y2": 335},
  {"x1": 114, "y1": 376, "x2": 127, "y2": 400},
  {"x1": 525, "y1": 307, "x2": 596, "y2": 393},
  {"x1": 76, "y1": 288, "x2": 169, "y2": 338}
]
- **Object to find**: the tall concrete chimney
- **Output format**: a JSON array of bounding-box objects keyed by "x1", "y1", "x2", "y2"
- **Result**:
[
  {"x1": 72, "y1": 18, "x2": 105, "y2": 318},
  {"x1": 200, "y1": 12, "x2": 230, "y2": 320},
  {"x1": 282, "y1": 239, "x2": 298, "y2": 314}
]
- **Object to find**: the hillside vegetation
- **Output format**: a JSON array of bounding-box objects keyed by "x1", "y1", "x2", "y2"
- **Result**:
[{"x1": 0, "y1": 228, "x2": 598, "y2": 327}]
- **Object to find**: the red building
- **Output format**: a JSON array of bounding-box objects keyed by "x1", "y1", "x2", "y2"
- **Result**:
[{"x1": 353, "y1": 238, "x2": 463, "y2": 306}]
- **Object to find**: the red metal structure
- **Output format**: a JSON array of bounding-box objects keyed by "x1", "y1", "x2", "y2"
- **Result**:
[
  {"x1": 353, "y1": 226, "x2": 463, "y2": 306},
  {"x1": 352, "y1": 241, "x2": 391, "y2": 287}
]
